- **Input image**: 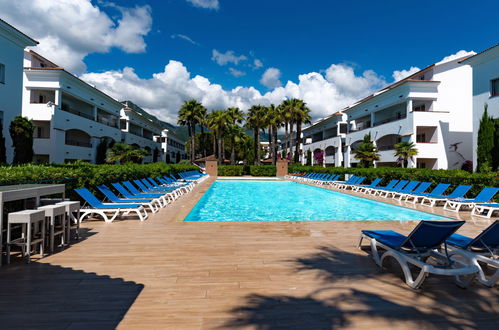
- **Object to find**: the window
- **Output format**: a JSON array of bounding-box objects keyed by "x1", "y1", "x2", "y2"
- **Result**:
[
  {"x1": 413, "y1": 104, "x2": 426, "y2": 111},
  {"x1": 491, "y1": 78, "x2": 499, "y2": 97},
  {"x1": 0, "y1": 64, "x2": 5, "y2": 84},
  {"x1": 416, "y1": 133, "x2": 426, "y2": 143},
  {"x1": 417, "y1": 161, "x2": 426, "y2": 169}
]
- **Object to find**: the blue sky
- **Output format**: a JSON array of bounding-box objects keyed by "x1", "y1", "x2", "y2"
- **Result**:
[
  {"x1": 86, "y1": 0, "x2": 497, "y2": 90},
  {"x1": 1, "y1": 0, "x2": 498, "y2": 122}
]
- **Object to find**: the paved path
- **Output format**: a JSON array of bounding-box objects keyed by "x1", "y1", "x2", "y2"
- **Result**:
[{"x1": 0, "y1": 178, "x2": 497, "y2": 329}]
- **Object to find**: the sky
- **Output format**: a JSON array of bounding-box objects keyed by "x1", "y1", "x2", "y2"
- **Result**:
[{"x1": 1, "y1": 0, "x2": 498, "y2": 123}]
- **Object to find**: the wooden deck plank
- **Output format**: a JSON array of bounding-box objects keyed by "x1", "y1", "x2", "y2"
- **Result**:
[{"x1": 0, "y1": 177, "x2": 497, "y2": 329}]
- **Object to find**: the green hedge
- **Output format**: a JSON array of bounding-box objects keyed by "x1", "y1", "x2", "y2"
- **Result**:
[
  {"x1": 288, "y1": 165, "x2": 499, "y2": 201},
  {"x1": 250, "y1": 165, "x2": 276, "y2": 176},
  {"x1": 0, "y1": 163, "x2": 199, "y2": 198},
  {"x1": 218, "y1": 165, "x2": 244, "y2": 176}
]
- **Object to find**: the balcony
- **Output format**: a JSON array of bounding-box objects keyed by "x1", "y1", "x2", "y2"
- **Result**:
[
  {"x1": 60, "y1": 106, "x2": 94, "y2": 121},
  {"x1": 97, "y1": 116, "x2": 118, "y2": 128},
  {"x1": 65, "y1": 129, "x2": 92, "y2": 148},
  {"x1": 65, "y1": 140, "x2": 92, "y2": 148},
  {"x1": 373, "y1": 113, "x2": 407, "y2": 127}
]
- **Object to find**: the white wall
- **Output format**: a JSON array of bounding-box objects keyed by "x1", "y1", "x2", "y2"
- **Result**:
[
  {"x1": 0, "y1": 33, "x2": 29, "y2": 162},
  {"x1": 467, "y1": 49, "x2": 499, "y2": 170}
]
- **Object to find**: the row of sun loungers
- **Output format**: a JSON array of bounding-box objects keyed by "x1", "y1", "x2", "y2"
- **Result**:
[
  {"x1": 74, "y1": 171, "x2": 207, "y2": 222},
  {"x1": 288, "y1": 173, "x2": 499, "y2": 218},
  {"x1": 359, "y1": 219, "x2": 499, "y2": 289}
]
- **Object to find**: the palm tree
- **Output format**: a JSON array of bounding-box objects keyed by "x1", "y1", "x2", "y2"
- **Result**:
[
  {"x1": 177, "y1": 99, "x2": 206, "y2": 163},
  {"x1": 293, "y1": 101, "x2": 311, "y2": 163},
  {"x1": 246, "y1": 105, "x2": 266, "y2": 165},
  {"x1": 198, "y1": 109, "x2": 208, "y2": 158},
  {"x1": 264, "y1": 104, "x2": 282, "y2": 165},
  {"x1": 353, "y1": 133, "x2": 380, "y2": 168},
  {"x1": 280, "y1": 98, "x2": 306, "y2": 162},
  {"x1": 207, "y1": 110, "x2": 228, "y2": 164},
  {"x1": 226, "y1": 124, "x2": 246, "y2": 164},
  {"x1": 226, "y1": 107, "x2": 244, "y2": 164},
  {"x1": 394, "y1": 141, "x2": 418, "y2": 168}
]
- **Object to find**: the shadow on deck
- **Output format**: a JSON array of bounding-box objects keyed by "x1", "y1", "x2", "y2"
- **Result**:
[{"x1": 221, "y1": 245, "x2": 498, "y2": 329}]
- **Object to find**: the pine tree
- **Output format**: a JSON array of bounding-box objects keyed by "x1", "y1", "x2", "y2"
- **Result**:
[{"x1": 476, "y1": 104, "x2": 495, "y2": 172}]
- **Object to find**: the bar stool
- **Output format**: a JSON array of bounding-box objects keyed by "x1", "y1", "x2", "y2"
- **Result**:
[
  {"x1": 6, "y1": 209, "x2": 46, "y2": 264},
  {"x1": 38, "y1": 205, "x2": 66, "y2": 253},
  {"x1": 56, "y1": 201, "x2": 80, "y2": 242}
]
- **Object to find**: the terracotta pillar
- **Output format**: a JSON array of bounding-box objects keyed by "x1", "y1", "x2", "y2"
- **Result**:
[
  {"x1": 276, "y1": 159, "x2": 288, "y2": 177},
  {"x1": 205, "y1": 160, "x2": 218, "y2": 176}
]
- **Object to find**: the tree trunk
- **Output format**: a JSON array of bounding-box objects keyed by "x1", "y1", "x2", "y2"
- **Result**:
[
  {"x1": 200, "y1": 126, "x2": 206, "y2": 158},
  {"x1": 256, "y1": 127, "x2": 261, "y2": 165},
  {"x1": 217, "y1": 133, "x2": 223, "y2": 164},
  {"x1": 253, "y1": 129, "x2": 258, "y2": 165},
  {"x1": 272, "y1": 125, "x2": 278, "y2": 165},
  {"x1": 289, "y1": 120, "x2": 294, "y2": 162},
  {"x1": 295, "y1": 120, "x2": 302, "y2": 163},
  {"x1": 212, "y1": 132, "x2": 217, "y2": 158},
  {"x1": 284, "y1": 122, "x2": 289, "y2": 157},
  {"x1": 230, "y1": 136, "x2": 236, "y2": 165}
]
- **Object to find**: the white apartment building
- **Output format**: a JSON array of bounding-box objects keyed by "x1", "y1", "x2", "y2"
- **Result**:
[
  {"x1": 120, "y1": 101, "x2": 164, "y2": 163},
  {"x1": 23, "y1": 51, "x2": 123, "y2": 163},
  {"x1": 460, "y1": 44, "x2": 499, "y2": 171},
  {"x1": 158, "y1": 129, "x2": 188, "y2": 163},
  {"x1": 302, "y1": 55, "x2": 474, "y2": 169},
  {"x1": 0, "y1": 19, "x2": 37, "y2": 163}
]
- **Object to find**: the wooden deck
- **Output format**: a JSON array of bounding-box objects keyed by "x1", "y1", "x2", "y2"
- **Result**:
[{"x1": 0, "y1": 178, "x2": 497, "y2": 329}]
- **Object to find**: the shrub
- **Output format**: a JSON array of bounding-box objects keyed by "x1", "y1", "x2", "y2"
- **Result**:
[
  {"x1": 218, "y1": 165, "x2": 244, "y2": 176},
  {"x1": 250, "y1": 165, "x2": 276, "y2": 176},
  {"x1": 9, "y1": 116, "x2": 34, "y2": 164},
  {"x1": 288, "y1": 165, "x2": 499, "y2": 201},
  {"x1": 0, "y1": 162, "x2": 199, "y2": 199}
]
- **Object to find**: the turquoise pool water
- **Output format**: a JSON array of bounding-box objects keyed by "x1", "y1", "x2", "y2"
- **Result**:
[{"x1": 184, "y1": 180, "x2": 453, "y2": 222}]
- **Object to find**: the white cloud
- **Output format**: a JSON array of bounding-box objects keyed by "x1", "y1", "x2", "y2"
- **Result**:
[
  {"x1": 186, "y1": 0, "x2": 219, "y2": 10},
  {"x1": 211, "y1": 49, "x2": 247, "y2": 66},
  {"x1": 253, "y1": 59, "x2": 263, "y2": 69},
  {"x1": 260, "y1": 68, "x2": 282, "y2": 89},
  {"x1": 171, "y1": 34, "x2": 199, "y2": 46},
  {"x1": 0, "y1": 0, "x2": 152, "y2": 74},
  {"x1": 229, "y1": 68, "x2": 246, "y2": 77},
  {"x1": 80, "y1": 49, "x2": 470, "y2": 124},
  {"x1": 437, "y1": 50, "x2": 476, "y2": 64},
  {"x1": 392, "y1": 66, "x2": 421, "y2": 82},
  {"x1": 80, "y1": 60, "x2": 390, "y2": 122}
]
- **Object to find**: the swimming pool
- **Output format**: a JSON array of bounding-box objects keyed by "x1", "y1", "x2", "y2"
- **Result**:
[{"x1": 184, "y1": 180, "x2": 453, "y2": 222}]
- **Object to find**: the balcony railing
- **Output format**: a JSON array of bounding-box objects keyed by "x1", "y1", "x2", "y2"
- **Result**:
[
  {"x1": 65, "y1": 140, "x2": 92, "y2": 148},
  {"x1": 373, "y1": 114, "x2": 407, "y2": 127},
  {"x1": 97, "y1": 116, "x2": 118, "y2": 128},
  {"x1": 60, "y1": 107, "x2": 94, "y2": 121}
]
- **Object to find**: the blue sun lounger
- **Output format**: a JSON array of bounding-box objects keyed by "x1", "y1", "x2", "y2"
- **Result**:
[
  {"x1": 352, "y1": 178, "x2": 382, "y2": 192},
  {"x1": 371, "y1": 180, "x2": 409, "y2": 197},
  {"x1": 392, "y1": 182, "x2": 432, "y2": 201},
  {"x1": 111, "y1": 182, "x2": 169, "y2": 207},
  {"x1": 359, "y1": 220, "x2": 478, "y2": 289},
  {"x1": 97, "y1": 185, "x2": 160, "y2": 213},
  {"x1": 75, "y1": 188, "x2": 148, "y2": 222},
  {"x1": 123, "y1": 181, "x2": 176, "y2": 201},
  {"x1": 471, "y1": 203, "x2": 499, "y2": 218},
  {"x1": 447, "y1": 220, "x2": 499, "y2": 287},
  {"x1": 421, "y1": 185, "x2": 473, "y2": 207},
  {"x1": 337, "y1": 177, "x2": 366, "y2": 190},
  {"x1": 404, "y1": 183, "x2": 451, "y2": 204},
  {"x1": 362, "y1": 179, "x2": 398, "y2": 194},
  {"x1": 443, "y1": 187, "x2": 499, "y2": 213}
]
